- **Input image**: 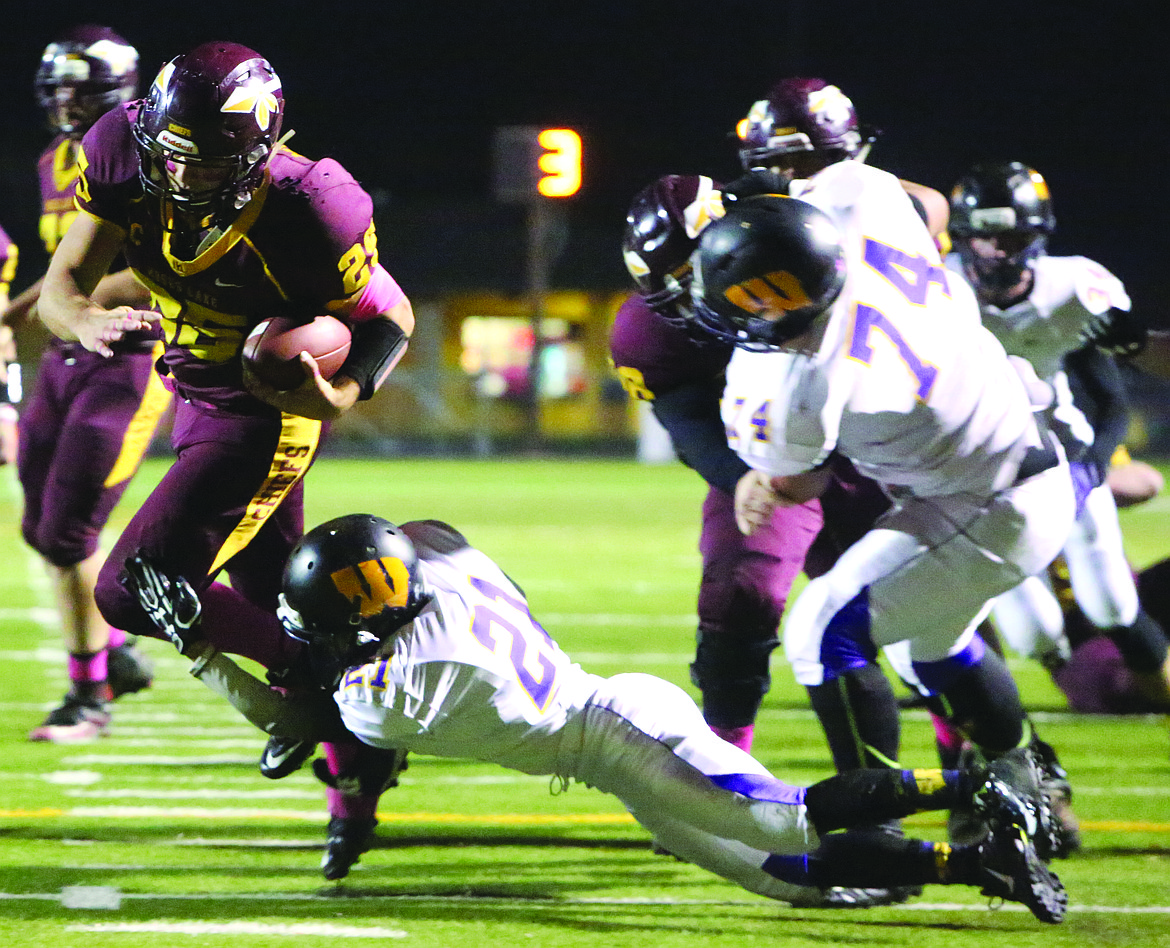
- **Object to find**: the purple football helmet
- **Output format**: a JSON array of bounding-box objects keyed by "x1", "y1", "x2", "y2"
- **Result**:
[
  {"x1": 621, "y1": 174, "x2": 725, "y2": 325},
  {"x1": 950, "y1": 161, "x2": 1056, "y2": 297},
  {"x1": 35, "y1": 25, "x2": 138, "y2": 137},
  {"x1": 133, "y1": 41, "x2": 284, "y2": 222},
  {"x1": 736, "y1": 78, "x2": 863, "y2": 172}
]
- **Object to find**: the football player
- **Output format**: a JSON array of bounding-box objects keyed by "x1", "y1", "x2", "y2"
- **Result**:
[
  {"x1": 949, "y1": 161, "x2": 1170, "y2": 708},
  {"x1": 612, "y1": 174, "x2": 824, "y2": 754},
  {"x1": 1, "y1": 221, "x2": 17, "y2": 465},
  {"x1": 1, "y1": 26, "x2": 161, "y2": 742},
  {"x1": 36, "y1": 41, "x2": 414, "y2": 834},
  {"x1": 694, "y1": 189, "x2": 1077, "y2": 856},
  {"x1": 120, "y1": 515, "x2": 1068, "y2": 923}
]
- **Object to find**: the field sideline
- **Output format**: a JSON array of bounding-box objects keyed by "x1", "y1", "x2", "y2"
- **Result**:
[{"x1": 1, "y1": 457, "x2": 1168, "y2": 948}]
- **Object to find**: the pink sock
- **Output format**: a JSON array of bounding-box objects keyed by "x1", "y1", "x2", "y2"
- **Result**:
[
  {"x1": 930, "y1": 712, "x2": 965, "y2": 753},
  {"x1": 69, "y1": 650, "x2": 108, "y2": 684},
  {"x1": 324, "y1": 742, "x2": 379, "y2": 820},
  {"x1": 711, "y1": 724, "x2": 754, "y2": 752},
  {"x1": 106, "y1": 627, "x2": 128, "y2": 649}
]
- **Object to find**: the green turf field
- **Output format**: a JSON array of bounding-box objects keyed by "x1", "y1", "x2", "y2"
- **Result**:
[{"x1": 2, "y1": 457, "x2": 1168, "y2": 947}]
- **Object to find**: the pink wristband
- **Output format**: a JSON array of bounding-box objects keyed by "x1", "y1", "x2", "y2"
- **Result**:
[{"x1": 351, "y1": 264, "x2": 405, "y2": 322}]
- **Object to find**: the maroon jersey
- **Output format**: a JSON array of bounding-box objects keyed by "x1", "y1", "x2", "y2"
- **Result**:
[
  {"x1": 0, "y1": 222, "x2": 15, "y2": 299},
  {"x1": 37, "y1": 134, "x2": 84, "y2": 253},
  {"x1": 610, "y1": 294, "x2": 733, "y2": 400},
  {"x1": 76, "y1": 103, "x2": 379, "y2": 413}
]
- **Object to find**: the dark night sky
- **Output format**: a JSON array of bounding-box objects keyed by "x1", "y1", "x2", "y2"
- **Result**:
[{"x1": 1, "y1": 1, "x2": 1165, "y2": 315}]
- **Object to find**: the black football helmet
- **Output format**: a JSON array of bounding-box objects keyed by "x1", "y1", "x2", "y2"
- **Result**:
[
  {"x1": 950, "y1": 161, "x2": 1055, "y2": 298},
  {"x1": 133, "y1": 41, "x2": 284, "y2": 222},
  {"x1": 736, "y1": 78, "x2": 865, "y2": 173},
  {"x1": 691, "y1": 195, "x2": 847, "y2": 350},
  {"x1": 622, "y1": 174, "x2": 725, "y2": 325},
  {"x1": 35, "y1": 24, "x2": 138, "y2": 137},
  {"x1": 279, "y1": 515, "x2": 429, "y2": 674}
]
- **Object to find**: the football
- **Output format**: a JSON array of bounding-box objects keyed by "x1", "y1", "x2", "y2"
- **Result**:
[{"x1": 242, "y1": 315, "x2": 352, "y2": 391}]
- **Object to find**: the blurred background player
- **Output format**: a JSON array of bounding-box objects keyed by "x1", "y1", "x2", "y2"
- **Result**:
[
  {"x1": 37, "y1": 39, "x2": 414, "y2": 862},
  {"x1": 1, "y1": 26, "x2": 162, "y2": 743},
  {"x1": 949, "y1": 161, "x2": 1170, "y2": 711},
  {"x1": 612, "y1": 174, "x2": 823, "y2": 754},
  {"x1": 1, "y1": 222, "x2": 17, "y2": 466},
  {"x1": 119, "y1": 515, "x2": 1068, "y2": 923}
]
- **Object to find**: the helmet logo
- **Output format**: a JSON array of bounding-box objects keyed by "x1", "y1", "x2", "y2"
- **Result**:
[
  {"x1": 87, "y1": 38, "x2": 138, "y2": 77},
  {"x1": 970, "y1": 207, "x2": 1017, "y2": 231},
  {"x1": 1027, "y1": 170, "x2": 1050, "y2": 201},
  {"x1": 683, "y1": 176, "x2": 725, "y2": 238},
  {"x1": 806, "y1": 85, "x2": 854, "y2": 126},
  {"x1": 330, "y1": 557, "x2": 410, "y2": 618},
  {"x1": 156, "y1": 128, "x2": 199, "y2": 155},
  {"x1": 152, "y1": 62, "x2": 175, "y2": 96},
  {"x1": 724, "y1": 271, "x2": 812, "y2": 318},
  {"x1": 221, "y1": 76, "x2": 281, "y2": 131},
  {"x1": 623, "y1": 249, "x2": 650, "y2": 278}
]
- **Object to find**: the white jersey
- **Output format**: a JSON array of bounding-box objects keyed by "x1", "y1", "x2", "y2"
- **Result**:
[
  {"x1": 955, "y1": 254, "x2": 1131, "y2": 382},
  {"x1": 723, "y1": 162, "x2": 1042, "y2": 498},
  {"x1": 333, "y1": 541, "x2": 603, "y2": 776}
]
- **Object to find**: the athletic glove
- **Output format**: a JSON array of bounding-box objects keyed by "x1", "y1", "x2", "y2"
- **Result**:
[
  {"x1": 121, "y1": 554, "x2": 205, "y2": 655},
  {"x1": 1080, "y1": 308, "x2": 1147, "y2": 357}
]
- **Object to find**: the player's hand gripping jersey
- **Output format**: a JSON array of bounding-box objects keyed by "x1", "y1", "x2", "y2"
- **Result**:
[
  {"x1": 75, "y1": 103, "x2": 379, "y2": 413},
  {"x1": 722, "y1": 162, "x2": 1045, "y2": 500}
]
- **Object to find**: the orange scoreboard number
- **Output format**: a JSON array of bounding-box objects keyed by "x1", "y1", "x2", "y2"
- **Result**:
[{"x1": 536, "y1": 128, "x2": 582, "y2": 198}]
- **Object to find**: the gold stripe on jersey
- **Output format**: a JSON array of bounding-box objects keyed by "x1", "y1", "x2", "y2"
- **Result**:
[
  {"x1": 209, "y1": 413, "x2": 321, "y2": 574},
  {"x1": 52, "y1": 139, "x2": 82, "y2": 194},
  {"x1": 103, "y1": 342, "x2": 173, "y2": 488},
  {"x1": 160, "y1": 172, "x2": 270, "y2": 277}
]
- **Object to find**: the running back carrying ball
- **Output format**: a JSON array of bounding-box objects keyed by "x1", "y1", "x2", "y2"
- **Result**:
[{"x1": 242, "y1": 315, "x2": 352, "y2": 391}]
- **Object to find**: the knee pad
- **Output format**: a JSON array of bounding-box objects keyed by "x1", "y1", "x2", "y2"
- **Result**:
[
  {"x1": 910, "y1": 634, "x2": 986, "y2": 694},
  {"x1": 690, "y1": 620, "x2": 779, "y2": 728},
  {"x1": 1106, "y1": 610, "x2": 1170, "y2": 673}
]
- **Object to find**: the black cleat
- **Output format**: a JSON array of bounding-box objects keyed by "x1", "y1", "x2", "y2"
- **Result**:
[
  {"x1": 1030, "y1": 738, "x2": 1081, "y2": 857},
  {"x1": 817, "y1": 885, "x2": 922, "y2": 908},
  {"x1": 259, "y1": 735, "x2": 317, "y2": 779},
  {"x1": 29, "y1": 690, "x2": 111, "y2": 744},
  {"x1": 107, "y1": 640, "x2": 154, "y2": 698},
  {"x1": 976, "y1": 821, "x2": 1067, "y2": 923},
  {"x1": 321, "y1": 816, "x2": 378, "y2": 880},
  {"x1": 974, "y1": 747, "x2": 1060, "y2": 861}
]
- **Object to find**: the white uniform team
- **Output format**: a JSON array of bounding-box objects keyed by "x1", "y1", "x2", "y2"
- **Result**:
[
  {"x1": 719, "y1": 161, "x2": 1077, "y2": 685},
  {"x1": 197, "y1": 526, "x2": 825, "y2": 904},
  {"x1": 965, "y1": 254, "x2": 1141, "y2": 662}
]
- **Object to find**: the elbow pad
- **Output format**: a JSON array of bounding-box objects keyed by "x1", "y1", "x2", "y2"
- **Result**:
[{"x1": 339, "y1": 318, "x2": 409, "y2": 401}]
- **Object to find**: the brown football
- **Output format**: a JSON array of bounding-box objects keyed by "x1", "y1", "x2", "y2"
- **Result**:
[{"x1": 242, "y1": 315, "x2": 352, "y2": 391}]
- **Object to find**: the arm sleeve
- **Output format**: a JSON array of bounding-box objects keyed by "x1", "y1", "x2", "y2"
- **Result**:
[
  {"x1": 1063, "y1": 344, "x2": 1130, "y2": 475},
  {"x1": 189, "y1": 647, "x2": 350, "y2": 743},
  {"x1": 651, "y1": 377, "x2": 750, "y2": 495}
]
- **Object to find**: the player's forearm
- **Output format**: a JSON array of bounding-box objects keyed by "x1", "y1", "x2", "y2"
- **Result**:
[
  {"x1": 1, "y1": 277, "x2": 44, "y2": 330},
  {"x1": 188, "y1": 645, "x2": 347, "y2": 742}
]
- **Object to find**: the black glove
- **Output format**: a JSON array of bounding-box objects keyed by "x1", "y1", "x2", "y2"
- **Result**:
[
  {"x1": 121, "y1": 554, "x2": 205, "y2": 655},
  {"x1": 720, "y1": 168, "x2": 791, "y2": 204},
  {"x1": 1080, "y1": 308, "x2": 1147, "y2": 357}
]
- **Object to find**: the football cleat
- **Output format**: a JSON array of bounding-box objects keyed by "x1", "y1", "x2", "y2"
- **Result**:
[
  {"x1": 321, "y1": 816, "x2": 378, "y2": 881},
  {"x1": 1030, "y1": 738, "x2": 1081, "y2": 857},
  {"x1": 975, "y1": 821, "x2": 1067, "y2": 923},
  {"x1": 817, "y1": 885, "x2": 922, "y2": 908},
  {"x1": 259, "y1": 735, "x2": 317, "y2": 779},
  {"x1": 107, "y1": 640, "x2": 154, "y2": 698},
  {"x1": 28, "y1": 690, "x2": 111, "y2": 744},
  {"x1": 973, "y1": 747, "x2": 1060, "y2": 861}
]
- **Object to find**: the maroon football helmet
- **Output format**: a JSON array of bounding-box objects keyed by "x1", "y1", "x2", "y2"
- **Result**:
[
  {"x1": 35, "y1": 25, "x2": 138, "y2": 137},
  {"x1": 621, "y1": 174, "x2": 725, "y2": 324},
  {"x1": 133, "y1": 41, "x2": 284, "y2": 222},
  {"x1": 736, "y1": 78, "x2": 864, "y2": 172}
]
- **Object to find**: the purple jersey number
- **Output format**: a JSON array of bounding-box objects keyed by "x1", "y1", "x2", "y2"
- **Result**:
[
  {"x1": 469, "y1": 577, "x2": 558, "y2": 712},
  {"x1": 847, "y1": 238, "x2": 942, "y2": 400}
]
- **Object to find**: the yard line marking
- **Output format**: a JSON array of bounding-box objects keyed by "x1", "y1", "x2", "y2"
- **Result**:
[
  {"x1": 3, "y1": 805, "x2": 1168, "y2": 833},
  {"x1": 0, "y1": 892, "x2": 1160, "y2": 915},
  {"x1": 64, "y1": 788, "x2": 322, "y2": 800},
  {"x1": 62, "y1": 755, "x2": 257, "y2": 766},
  {"x1": 69, "y1": 922, "x2": 407, "y2": 937},
  {"x1": 82, "y1": 738, "x2": 265, "y2": 748}
]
